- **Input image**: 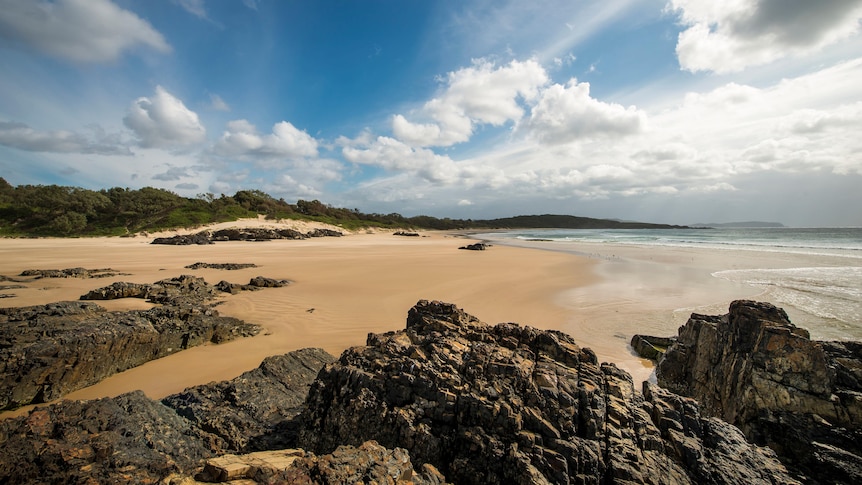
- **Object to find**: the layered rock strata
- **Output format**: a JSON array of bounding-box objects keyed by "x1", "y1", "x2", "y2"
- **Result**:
[
  {"x1": 0, "y1": 275, "x2": 267, "y2": 410},
  {"x1": 296, "y1": 300, "x2": 797, "y2": 484},
  {"x1": 656, "y1": 300, "x2": 862, "y2": 483},
  {"x1": 0, "y1": 349, "x2": 335, "y2": 484}
]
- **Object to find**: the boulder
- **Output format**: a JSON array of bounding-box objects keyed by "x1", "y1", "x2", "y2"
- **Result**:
[
  {"x1": 296, "y1": 300, "x2": 799, "y2": 484},
  {"x1": 631, "y1": 334, "x2": 677, "y2": 361},
  {"x1": 0, "y1": 391, "x2": 224, "y2": 484},
  {"x1": 163, "y1": 349, "x2": 337, "y2": 452},
  {"x1": 458, "y1": 242, "x2": 490, "y2": 250},
  {"x1": 656, "y1": 300, "x2": 862, "y2": 483}
]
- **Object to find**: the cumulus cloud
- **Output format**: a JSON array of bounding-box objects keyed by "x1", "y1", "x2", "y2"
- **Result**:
[
  {"x1": 0, "y1": 121, "x2": 130, "y2": 155},
  {"x1": 215, "y1": 119, "x2": 319, "y2": 159},
  {"x1": 124, "y1": 86, "x2": 207, "y2": 149},
  {"x1": 392, "y1": 58, "x2": 548, "y2": 147},
  {"x1": 341, "y1": 133, "x2": 460, "y2": 184},
  {"x1": 0, "y1": 0, "x2": 170, "y2": 62},
  {"x1": 670, "y1": 0, "x2": 862, "y2": 73},
  {"x1": 523, "y1": 79, "x2": 645, "y2": 144}
]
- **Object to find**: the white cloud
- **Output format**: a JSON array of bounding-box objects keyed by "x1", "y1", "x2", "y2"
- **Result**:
[
  {"x1": 209, "y1": 94, "x2": 230, "y2": 112},
  {"x1": 392, "y1": 58, "x2": 549, "y2": 147},
  {"x1": 175, "y1": 0, "x2": 207, "y2": 19},
  {"x1": 670, "y1": 0, "x2": 862, "y2": 73},
  {"x1": 216, "y1": 119, "x2": 319, "y2": 159},
  {"x1": 341, "y1": 134, "x2": 461, "y2": 184},
  {"x1": 124, "y1": 86, "x2": 207, "y2": 149},
  {"x1": 0, "y1": 121, "x2": 130, "y2": 155},
  {"x1": 0, "y1": 0, "x2": 170, "y2": 63},
  {"x1": 523, "y1": 78, "x2": 645, "y2": 144}
]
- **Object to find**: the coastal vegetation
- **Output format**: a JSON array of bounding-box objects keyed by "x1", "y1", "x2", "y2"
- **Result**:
[{"x1": 0, "y1": 178, "x2": 685, "y2": 236}]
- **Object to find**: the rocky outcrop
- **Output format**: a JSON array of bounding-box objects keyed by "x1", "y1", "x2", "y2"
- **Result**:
[
  {"x1": 394, "y1": 231, "x2": 421, "y2": 237},
  {"x1": 19, "y1": 268, "x2": 118, "y2": 279},
  {"x1": 631, "y1": 334, "x2": 677, "y2": 361},
  {"x1": 296, "y1": 300, "x2": 798, "y2": 484},
  {"x1": 185, "y1": 262, "x2": 259, "y2": 270},
  {"x1": 18, "y1": 267, "x2": 129, "y2": 279},
  {"x1": 152, "y1": 228, "x2": 343, "y2": 245},
  {"x1": 163, "y1": 348, "x2": 336, "y2": 452},
  {"x1": 0, "y1": 348, "x2": 335, "y2": 484},
  {"x1": 0, "y1": 276, "x2": 266, "y2": 410},
  {"x1": 656, "y1": 300, "x2": 862, "y2": 484},
  {"x1": 0, "y1": 391, "x2": 225, "y2": 484},
  {"x1": 192, "y1": 441, "x2": 448, "y2": 484},
  {"x1": 458, "y1": 242, "x2": 490, "y2": 250}
]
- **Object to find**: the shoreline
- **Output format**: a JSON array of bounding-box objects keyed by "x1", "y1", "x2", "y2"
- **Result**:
[{"x1": 4, "y1": 221, "x2": 858, "y2": 419}]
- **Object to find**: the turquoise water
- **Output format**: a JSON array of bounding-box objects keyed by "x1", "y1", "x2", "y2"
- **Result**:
[{"x1": 477, "y1": 227, "x2": 862, "y2": 339}]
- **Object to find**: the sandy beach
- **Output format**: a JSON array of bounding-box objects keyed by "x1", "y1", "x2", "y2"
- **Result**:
[{"x1": 3, "y1": 218, "x2": 853, "y2": 419}]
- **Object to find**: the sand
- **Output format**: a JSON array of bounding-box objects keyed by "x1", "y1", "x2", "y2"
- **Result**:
[
  {"x1": 0, "y1": 221, "x2": 593, "y2": 418},
  {"x1": 3, "y1": 219, "x2": 846, "y2": 419}
]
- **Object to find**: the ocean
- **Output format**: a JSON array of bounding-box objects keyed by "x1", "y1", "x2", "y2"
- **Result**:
[{"x1": 476, "y1": 227, "x2": 862, "y2": 341}]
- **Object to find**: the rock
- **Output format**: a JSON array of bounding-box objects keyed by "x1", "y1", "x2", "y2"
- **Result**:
[
  {"x1": 296, "y1": 299, "x2": 799, "y2": 484},
  {"x1": 656, "y1": 300, "x2": 862, "y2": 484},
  {"x1": 306, "y1": 228, "x2": 343, "y2": 238},
  {"x1": 0, "y1": 391, "x2": 224, "y2": 485},
  {"x1": 275, "y1": 441, "x2": 448, "y2": 485},
  {"x1": 185, "y1": 262, "x2": 259, "y2": 270},
  {"x1": 152, "y1": 232, "x2": 214, "y2": 245},
  {"x1": 163, "y1": 349, "x2": 337, "y2": 452},
  {"x1": 394, "y1": 231, "x2": 421, "y2": 237},
  {"x1": 458, "y1": 242, "x2": 490, "y2": 250},
  {"x1": 17, "y1": 267, "x2": 127, "y2": 279},
  {"x1": 247, "y1": 276, "x2": 290, "y2": 288},
  {"x1": 196, "y1": 448, "x2": 306, "y2": 482},
  {"x1": 0, "y1": 276, "x2": 264, "y2": 410},
  {"x1": 631, "y1": 334, "x2": 677, "y2": 361}
]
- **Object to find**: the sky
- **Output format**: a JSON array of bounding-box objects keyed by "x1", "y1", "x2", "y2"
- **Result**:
[{"x1": 1, "y1": 0, "x2": 861, "y2": 227}]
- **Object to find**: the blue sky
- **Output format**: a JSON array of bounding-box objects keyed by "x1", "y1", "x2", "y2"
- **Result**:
[{"x1": 1, "y1": 0, "x2": 861, "y2": 226}]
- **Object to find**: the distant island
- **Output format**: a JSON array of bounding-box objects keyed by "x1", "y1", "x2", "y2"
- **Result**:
[
  {"x1": 0, "y1": 178, "x2": 687, "y2": 237},
  {"x1": 690, "y1": 221, "x2": 786, "y2": 228}
]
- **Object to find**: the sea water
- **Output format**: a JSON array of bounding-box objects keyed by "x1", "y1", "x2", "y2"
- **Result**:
[{"x1": 477, "y1": 227, "x2": 862, "y2": 341}]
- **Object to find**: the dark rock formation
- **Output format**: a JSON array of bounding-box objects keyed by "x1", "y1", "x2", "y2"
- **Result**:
[
  {"x1": 656, "y1": 300, "x2": 862, "y2": 484},
  {"x1": 152, "y1": 232, "x2": 213, "y2": 245},
  {"x1": 275, "y1": 440, "x2": 448, "y2": 485},
  {"x1": 394, "y1": 231, "x2": 421, "y2": 237},
  {"x1": 296, "y1": 300, "x2": 798, "y2": 484},
  {"x1": 185, "y1": 262, "x2": 259, "y2": 270},
  {"x1": 0, "y1": 348, "x2": 335, "y2": 484},
  {"x1": 631, "y1": 334, "x2": 677, "y2": 361},
  {"x1": 152, "y1": 228, "x2": 343, "y2": 245},
  {"x1": 0, "y1": 276, "x2": 264, "y2": 410},
  {"x1": 0, "y1": 391, "x2": 224, "y2": 484},
  {"x1": 18, "y1": 267, "x2": 128, "y2": 279},
  {"x1": 306, "y1": 228, "x2": 343, "y2": 238},
  {"x1": 458, "y1": 242, "x2": 490, "y2": 250},
  {"x1": 163, "y1": 348, "x2": 336, "y2": 452}
]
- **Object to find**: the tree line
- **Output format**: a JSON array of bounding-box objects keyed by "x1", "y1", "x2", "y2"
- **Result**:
[{"x1": 0, "y1": 178, "x2": 685, "y2": 237}]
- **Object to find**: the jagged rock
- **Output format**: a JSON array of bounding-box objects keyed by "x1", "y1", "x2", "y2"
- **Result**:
[
  {"x1": 0, "y1": 276, "x2": 264, "y2": 410},
  {"x1": 163, "y1": 349, "x2": 337, "y2": 452},
  {"x1": 296, "y1": 300, "x2": 798, "y2": 484},
  {"x1": 656, "y1": 300, "x2": 862, "y2": 484},
  {"x1": 458, "y1": 242, "x2": 490, "y2": 250},
  {"x1": 394, "y1": 231, "x2": 421, "y2": 237},
  {"x1": 195, "y1": 448, "x2": 306, "y2": 482},
  {"x1": 247, "y1": 276, "x2": 290, "y2": 288},
  {"x1": 275, "y1": 441, "x2": 448, "y2": 485},
  {"x1": 185, "y1": 262, "x2": 259, "y2": 270},
  {"x1": 0, "y1": 391, "x2": 224, "y2": 485},
  {"x1": 152, "y1": 232, "x2": 214, "y2": 245},
  {"x1": 631, "y1": 334, "x2": 677, "y2": 361},
  {"x1": 17, "y1": 267, "x2": 127, "y2": 279}
]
